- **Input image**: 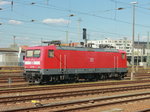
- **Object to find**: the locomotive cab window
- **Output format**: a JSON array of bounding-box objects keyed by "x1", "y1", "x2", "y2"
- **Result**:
[
  {"x1": 122, "y1": 53, "x2": 125, "y2": 59},
  {"x1": 26, "y1": 50, "x2": 40, "y2": 58},
  {"x1": 26, "y1": 50, "x2": 33, "y2": 57},
  {"x1": 33, "y1": 50, "x2": 41, "y2": 58},
  {"x1": 48, "y1": 50, "x2": 54, "y2": 58}
]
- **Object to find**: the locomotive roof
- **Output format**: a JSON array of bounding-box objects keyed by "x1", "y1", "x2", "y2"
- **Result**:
[
  {"x1": 27, "y1": 45, "x2": 120, "y2": 53},
  {"x1": 56, "y1": 46, "x2": 119, "y2": 52}
]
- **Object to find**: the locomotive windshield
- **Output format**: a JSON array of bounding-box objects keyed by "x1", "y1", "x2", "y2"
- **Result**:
[{"x1": 26, "y1": 49, "x2": 41, "y2": 58}]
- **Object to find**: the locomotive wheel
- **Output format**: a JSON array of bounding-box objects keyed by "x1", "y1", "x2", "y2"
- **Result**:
[
  {"x1": 101, "y1": 74, "x2": 105, "y2": 80},
  {"x1": 117, "y1": 74, "x2": 124, "y2": 80}
]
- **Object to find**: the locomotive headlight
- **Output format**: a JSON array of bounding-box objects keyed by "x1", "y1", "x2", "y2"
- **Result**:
[
  {"x1": 24, "y1": 61, "x2": 31, "y2": 65},
  {"x1": 33, "y1": 61, "x2": 40, "y2": 65},
  {"x1": 37, "y1": 66, "x2": 40, "y2": 69}
]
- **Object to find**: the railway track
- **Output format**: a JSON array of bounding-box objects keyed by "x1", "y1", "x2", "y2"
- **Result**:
[
  {"x1": 0, "y1": 76, "x2": 23, "y2": 79},
  {"x1": 1, "y1": 79, "x2": 150, "y2": 94},
  {"x1": 126, "y1": 73, "x2": 150, "y2": 80},
  {"x1": 137, "y1": 108, "x2": 150, "y2": 112},
  {"x1": 137, "y1": 109, "x2": 150, "y2": 112},
  {"x1": 0, "y1": 75, "x2": 25, "y2": 82},
  {"x1": 4, "y1": 91, "x2": 150, "y2": 112},
  {"x1": 0, "y1": 79, "x2": 26, "y2": 83},
  {"x1": 0, "y1": 83, "x2": 150, "y2": 104},
  {"x1": 0, "y1": 84, "x2": 29, "y2": 89},
  {"x1": 126, "y1": 76, "x2": 150, "y2": 80},
  {"x1": 0, "y1": 75, "x2": 27, "y2": 87}
]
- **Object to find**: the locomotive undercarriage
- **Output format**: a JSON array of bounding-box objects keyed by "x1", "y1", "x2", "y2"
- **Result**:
[
  {"x1": 24, "y1": 70, "x2": 127, "y2": 84},
  {"x1": 24, "y1": 71, "x2": 42, "y2": 84}
]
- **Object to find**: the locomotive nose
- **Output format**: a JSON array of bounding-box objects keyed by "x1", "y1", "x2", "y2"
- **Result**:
[{"x1": 24, "y1": 61, "x2": 41, "y2": 69}]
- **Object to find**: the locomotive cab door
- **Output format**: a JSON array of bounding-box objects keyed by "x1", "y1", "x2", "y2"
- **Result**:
[
  {"x1": 59, "y1": 54, "x2": 70, "y2": 80},
  {"x1": 59, "y1": 54, "x2": 67, "y2": 74},
  {"x1": 114, "y1": 56, "x2": 118, "y2": 72}
]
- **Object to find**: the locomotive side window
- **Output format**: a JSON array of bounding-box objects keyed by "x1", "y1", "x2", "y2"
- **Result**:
[
  {"x1": 33, "y1": 50, "x2": 41, "y2": 58},
  {"x1": 26, "y1": 50, "x2": 33, "y2": 57},
  {"x1": 122, "y1": 53, "x2": 125, "y2": 59},
  {"x1": 48, "y1": 50, "x2": 54, "y2": 58}
]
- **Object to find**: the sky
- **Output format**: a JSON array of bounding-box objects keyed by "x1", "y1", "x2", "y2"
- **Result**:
[{"x1": 0, "y1": 0, "x2": 150, "y2": 47}]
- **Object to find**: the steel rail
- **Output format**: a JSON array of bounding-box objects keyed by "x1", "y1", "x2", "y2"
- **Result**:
[
  {"x1": 0, "y1": 80, "x2": 26, "y2": 83},
  {"x1": 4, "y1": 91, "x2": 150, "y2": 112},
  {"x1": 1, "y1": 79, "x2": 150, "y2": 94},
  {"x1": 137, "y1": 109, "x2": 150, "y2": 112},
  {"x1": 0, "y1": 84, "x2": 29, "y2": 89},
  {"x1": 0, "y1": 84, "x2": 150, "y2": 104}
]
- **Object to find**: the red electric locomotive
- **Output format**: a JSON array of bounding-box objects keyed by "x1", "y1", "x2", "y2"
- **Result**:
[{"x1": 24, "y1": 45, "x2": 127, "y2": 83}]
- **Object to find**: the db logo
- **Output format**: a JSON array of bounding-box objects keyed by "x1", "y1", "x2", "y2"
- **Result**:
[{"x1": 90, "y1": 58, "x2": 94, "y2": 62}]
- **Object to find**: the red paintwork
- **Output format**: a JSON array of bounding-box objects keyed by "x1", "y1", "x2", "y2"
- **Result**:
[{"x1": 24, "y1": 45, "x2": 127, "y2": 70}]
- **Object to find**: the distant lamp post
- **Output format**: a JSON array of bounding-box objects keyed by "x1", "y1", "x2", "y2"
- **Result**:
[
  {"x1": 147, "y1": 32, "x2": 150, "y2": 66},
  {"x1": 31, "y1": 19, "x2": 35, "y2": 22},
  {"x1": 116, "y1": 7, "x2": 124, "y2": 10},
  {"x1": 131, "y1": 2, "x2": 138, "y2": 80},
  {"x1": 66, "y1": 14, "x2": 75, "y2": 44},
  {"x1": 69, "y1": 14, "x2": 75, "y2": 17},
  {"x1": 13, "y1": 36, "x2": 16, "y2": 46},
  {"x1": 31, "y1": 2, "x2": 36, "y2": 5},
  {"x1": 136, "y1": 33, "x2": 140, "y2": 71}
]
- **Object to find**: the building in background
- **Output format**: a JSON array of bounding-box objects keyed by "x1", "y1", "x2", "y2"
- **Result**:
[
  {"x1": 0, "y1": 38, "x2": 148, "y2": 67},
  {"x1": 0, "y1": 46, "x2": 26, "y2": 66},
  {"x1": 87, "y1": 38, "x2": 148, "y2": 66},
  {"x1": 87, "y1": 38, "x2": 132, "y2": 56}
]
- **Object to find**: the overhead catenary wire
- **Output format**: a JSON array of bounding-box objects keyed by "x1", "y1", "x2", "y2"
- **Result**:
[
  {"x1": 1, "y1": 0, "x2": 150, "y2": 29},
  {"x1": 3, "y1": 0, "x2": 150, "y2": 29},
  {"x1": 0, "y1": 16, "x2": 128, "y2": 37},
  {"x1": 1, "y1": 0, "x2": 150, "y2": 46}
]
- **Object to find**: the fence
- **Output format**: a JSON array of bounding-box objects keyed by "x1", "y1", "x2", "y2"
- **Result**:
[{"x1": 0, "y1": 62, "x2": 24, "y2": 67}]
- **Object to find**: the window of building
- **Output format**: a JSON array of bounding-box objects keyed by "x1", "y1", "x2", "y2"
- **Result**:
[
  {"x1": 48, "y1": 50, "x2": 54, "y2": 58},
  {"x1": 116, "y1": 44, "x2": 122, "y2": 46}
]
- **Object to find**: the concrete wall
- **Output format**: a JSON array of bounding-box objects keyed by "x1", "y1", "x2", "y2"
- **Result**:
[{"x1": 0, "y1": 52, "x2": 24, "y2": 66}]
